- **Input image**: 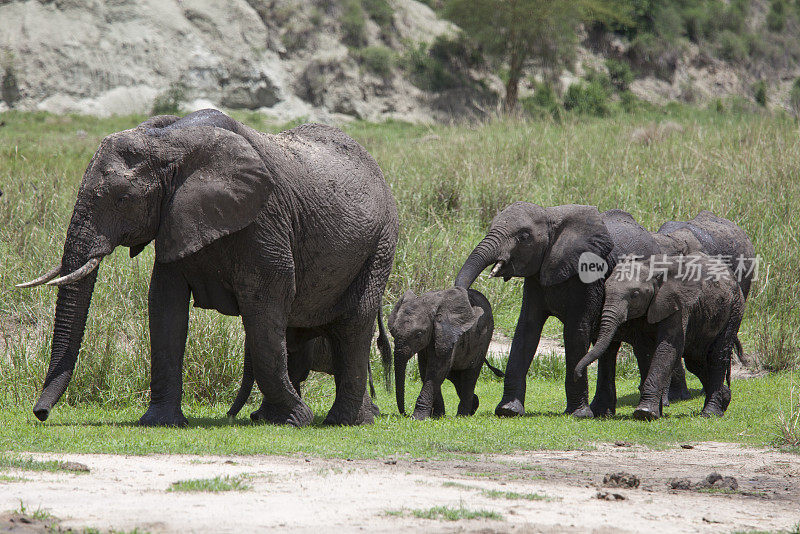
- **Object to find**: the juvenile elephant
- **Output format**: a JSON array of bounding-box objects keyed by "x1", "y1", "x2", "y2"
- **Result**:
[
  {"x1": 388, "y1": 287, "x2": 502, "y2": 420},
  {"x1": 591, "y1": 209, "x2": 754, "y2": 412},
  {"x1": 575, "y1": 253, "x2": 744, "y2": 420},
  {"x1": 226, "y1": 315, "x2": 392, "y2": 418},
  {"x1": 17, "y1": 109, "x2": 398, "y2": 427}
]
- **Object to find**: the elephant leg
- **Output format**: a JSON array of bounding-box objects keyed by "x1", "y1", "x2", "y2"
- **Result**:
[
  {"x1": 634, "y1": 323, "x2": 684, "y2": 421},
  {"x1": 452, "y1": 367, "x2": 481, "y2": 416},
  {"x1": 700, "y1": 321, "x2": 738, "y2": 417},
  {"x1": 244, "y1": 313, "x2": 313, "y2": 427},
  {"x1": 140, "y1": 261, "x2": 191, "y2": 427},
  {"x1": 496, "y1": 280, "x2": 547, "y2": 417},
  {"x1": 227, "y1": 343, "x2": 254, "y2": 418},
  {"x1": 589, "y1": 338, "x2": 622, "y2": 417},
  {"x1": 668, "y1": 360, "x2": 692, "y2": 402},
  {"x1": 324, "y1": 319, "x2": 374, "y2": 426},
  {"x1": 563, "y1": 320, "x2": 594, "y2": 418}
]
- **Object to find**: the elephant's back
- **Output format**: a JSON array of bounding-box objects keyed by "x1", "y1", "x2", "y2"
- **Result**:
[{"x1": 601, "y1": 209, "x2": 660, "y2": 263}]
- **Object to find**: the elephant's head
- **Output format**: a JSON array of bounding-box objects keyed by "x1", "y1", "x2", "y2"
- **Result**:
[
  {"x1": 454, "y1": 202, "x2": 614, "y2": 289},
  {"x1": 18, "y1": 110, "x2": 275, "y2": 421},
  {"x1": 388, "y1": 287, "x2": 483, "y2": 416},
  {"x1": 574, "y1": 256, "x2": 705, "y2": 380}
]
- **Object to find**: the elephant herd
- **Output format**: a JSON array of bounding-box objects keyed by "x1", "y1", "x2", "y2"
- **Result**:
[{"x1": 16, "y1": 110, "x2": 755, "y2": 427}]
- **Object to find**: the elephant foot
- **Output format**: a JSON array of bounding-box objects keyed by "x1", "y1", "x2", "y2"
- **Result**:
[
  {"x1": 633, "y1": 406, "x2": 661, "y2": 421},
  {"x1": 411, "y1": 410, "x2": 430, "y2": 421},
  {"x1": 369, "y1": 400, "x2": 381, "y2": 417},
  {"x1": 589, "y1": 400, "x2": 616, "y2": 418},
  {"x1": 669, "y1": 383, "x2": 692, "y2": 402},
  {"x1": 495, "y1": 397, "x2": 524, "y2": 417},
  {"x1": 701, "y1": 387, "x2": 730, "y2": 418},
  {"x1": 569, "y1": 405, "x2": 594, "y2": 419},
  {"x1": 139, "y1": 404, "x2": 188, "y2": 427},
  {"x1": 324, "y1": 400, "x2": 374, "y2": 426},
  {"x1": 361, "y1": 392, "x2": 380, "y2": 420},
  {"x1": 470, "y1": 394, "x2": 479, "y2": 416},
  {"x1": 251, "y1": 400, "x2": 313, "y2": 427}
]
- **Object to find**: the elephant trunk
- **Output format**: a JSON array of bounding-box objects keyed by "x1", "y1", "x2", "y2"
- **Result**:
[
  {"x1": 573, "y1": 304, "x2": 626, "y2": 382},
  {"x1": 394, "y1": 351, "x2": 409, "y2": 415},
  {"x1": 33, "y1": 245, "x2": 101, "y2": 421},
  {"x1": 454, "y1": 231, "x2": 503, "y2": 288}
]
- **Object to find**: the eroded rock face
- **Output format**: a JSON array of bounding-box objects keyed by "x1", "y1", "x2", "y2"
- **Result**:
[{"x1": 0, "y1": 0, "x2": 493, "y2": 122}]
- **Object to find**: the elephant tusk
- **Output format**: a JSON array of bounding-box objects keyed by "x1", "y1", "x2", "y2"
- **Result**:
[
  {"x1": 46, "y1": 258, "x2": 101, "y2": 286},
  {"x1": 490, "y1": 261, "x2": 504, "y2": 277},
  {"x1": 16, "y1": 264, "x2": 62, "y2": 288}
]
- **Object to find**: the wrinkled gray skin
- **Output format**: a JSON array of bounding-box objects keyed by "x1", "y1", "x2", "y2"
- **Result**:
[
  {"x1": 592, "y1": 209, "x2": 755, "y2": 414},
  {"x1": 388, "y1": 287, "x2": 502, "y2": 420},
  {"x1": 454, "y1": 202, "x2": 660, "y2": 418},
  {"x1": 575, "y1": 253, "x2": 745, "y2": 420},
  {"x1": 21, "y1": 109, "x2": 398, "y2": 427},
  {"x1": 227, "y1": 312, "x2": 393, "y2": 418}
]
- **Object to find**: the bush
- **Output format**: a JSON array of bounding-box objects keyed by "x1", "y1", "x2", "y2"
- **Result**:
[
  {"x1": 753, "y1": 80, "x2": 767, "y2": 107},
  {"x1": 353, "y1": 46, "x2": 394, "y2": 78},
  {"x1": 341, "y1": 0, "x2": 366, "y2": 47},
  {"x1": 361, "y1": 0, "x2": 393, "y2": 28},
  {"x1": 151, "y1": 83, "x2": 186, "y2": 115},
  {"x1": 399, "y1": 42, "x2": 456, "y2": 92},
  {"x1": 790, "y1": 78, "x2": 800, "y2": 116},
  {"x1": 563, "y1": 81, "x2": 610, "y2": 117},
  {"x1": 605, "y1": 58, "x2": 633, "y2": 91},
  {"x1": 767, "y1": 0, "x2": 788, "y2": 31},
  {"x1": 521, "y1": 82, "x2": 562, "y2": 119},
  {"x1": 620, "y1": 90, "x2": 638, "y2": 113},
  {"x1": 429, "y1": 33, "x2": 484, "y2": 71},
  {"x1": 717, "y1": 30, "x2": 748, "y2": 62}
]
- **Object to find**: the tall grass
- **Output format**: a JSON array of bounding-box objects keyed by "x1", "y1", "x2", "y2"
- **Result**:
[{"x1": 1, "y1": 107, "x2": 798, "y2": 408}]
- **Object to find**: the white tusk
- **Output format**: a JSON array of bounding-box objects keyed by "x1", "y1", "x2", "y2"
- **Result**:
[
  {"x1": 46, "y1": 258, "x2": 101, "y2": 286},
  {"x1": 16, "y1": 264, "x2": 62, "y2": 288},
  {"x1": 490, "y1": 261, "x2": 504, "y2": 277}
]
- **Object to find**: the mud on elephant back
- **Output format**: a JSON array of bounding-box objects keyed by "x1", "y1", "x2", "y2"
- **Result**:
[{"x1": 17, "y1": 109, "x2": 399, "y2": 428}]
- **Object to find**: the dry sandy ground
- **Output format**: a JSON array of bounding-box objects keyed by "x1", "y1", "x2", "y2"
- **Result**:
[{"x1": 1, "y1": 443, "x2": 799, "y2": 533}]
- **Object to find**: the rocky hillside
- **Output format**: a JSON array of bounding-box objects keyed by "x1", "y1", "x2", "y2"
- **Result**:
[
  {"x1": 0, "y1": 0, "x2": 497, "y2": 122},
  {"x1": 1, "y1": 0, "x2": 799, "y2": 121}
]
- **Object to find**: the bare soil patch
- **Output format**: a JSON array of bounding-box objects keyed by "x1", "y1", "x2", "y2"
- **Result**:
[{"x1": 1, "y1": 443, "x2": 798, "y2": 533}]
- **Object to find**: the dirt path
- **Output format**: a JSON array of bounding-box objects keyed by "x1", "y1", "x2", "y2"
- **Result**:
[{"x1": 1, "y1": 443, "x2": 798, "y2": 533}]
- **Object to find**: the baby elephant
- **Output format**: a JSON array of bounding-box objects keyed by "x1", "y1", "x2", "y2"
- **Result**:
[
  {"x1": 389, "y1": 287, "x2": 503, "y2": 420},
  {"x1": 575, "y1": 253, "x2": 744, "y2": 420}
]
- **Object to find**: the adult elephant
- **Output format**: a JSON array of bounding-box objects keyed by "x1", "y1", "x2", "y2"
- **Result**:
[{"x1": 17, "y1": 109, "x2": 398, "y2": 427}]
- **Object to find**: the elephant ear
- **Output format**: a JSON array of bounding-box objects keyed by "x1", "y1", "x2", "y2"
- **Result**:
[
  {"x1": 647, "y1": 263, "x2": 702, "y2": 324},
  {"x1": 539, "y1": 205, "x2": 614, "y2": 286},
  {"x1": 137, "y1": 114, "x2": 181, "y2": 130},
  {"x1": 154, "y1": 126, "x2": 275, "y2": 263},
  {"x1": 388, "y1": 290, "x2": 416, "y2": 332},
  {"x1": 433, "y1": 287, "x2": 483, "y2": 356}
]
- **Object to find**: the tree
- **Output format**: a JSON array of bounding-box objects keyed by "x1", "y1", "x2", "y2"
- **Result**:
[{"x1": 444, "y1": 0, "x2": 630, "y2": 112}]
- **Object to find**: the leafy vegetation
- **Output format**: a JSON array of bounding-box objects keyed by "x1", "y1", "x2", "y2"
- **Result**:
[
  {"x1": 151, "y1": 83, "x2": 186, "y2": 116},
  {"x1": 409, "y1": 506, "x2": 502, "y2": 521},
  {"x1": 353, "y1": 46, "x2": 395, "y2": 78}
]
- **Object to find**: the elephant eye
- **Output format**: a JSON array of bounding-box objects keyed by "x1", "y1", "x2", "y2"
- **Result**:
[
  {"x1": 517, "y1": 230, "x2": 531, "y2": 242},
  {"x1": 632, "y1": 289, "x2": 641, "y2": 298}
]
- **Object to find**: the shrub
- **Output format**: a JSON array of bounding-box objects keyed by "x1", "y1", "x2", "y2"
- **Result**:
[
  {"x1": 361, "y1": 0, "x2": 393, "y2": 29},
  {"x1": 353, "y1": 46, "x2": 394, "y2": 78},
  {"x1": 717, "y1": 30, "x2": 748, "y2": 62},
  {"x1": 753, "y1": 80, "x2": 767, "y2": 107},
  {"x1": 151, "y1": 82, "x2": 186, "y2": 115},
  {"x1": 620, "y1": 90, "x2": 637, "y2": 113},
  {"x1": 341, "y1": 0, "x2": 366, "y2": 47},
  {"x1": 0, "y1": 51, "x2": 19, "y2": 108},
  {"x1": 429, "y1": 33, "x2": 484, "y2": 71},
  {"x1": 521, "y1": 81, "x2": 562, "y2": 119},
  {"x1": 399, "y1": 43, "x2": 456, "y2": 91},
  {"x1": 767, "y1": 0, "x2": 788, "y2": 31},
  {"x1": 563, "y1": 81, "x2": 610, "y2": 117},
  {"x1": 790, "y1": 77, "x2": 800, "y2": 116},
  {"x1": 605, "y1": 58, "x2": 633, "y2": 91}
]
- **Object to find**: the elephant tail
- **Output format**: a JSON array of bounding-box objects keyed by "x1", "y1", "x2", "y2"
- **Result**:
[
  {"x1": 377, "y1": 299, "x2": 393, "y2": 391},
  {"x1": 227, "y1": 347, "x2": 254, "y2": 418},
  {"x1": 483, "y1": 357, "x2": 505, "y2": 378}
]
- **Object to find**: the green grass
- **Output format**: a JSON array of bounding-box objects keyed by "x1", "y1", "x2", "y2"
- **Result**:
[
  {"x1": 0, "y1": 108, "x2": 799, "y2": 457},
  {"x1": 167, "y1": 475, "x2": 251, "y2": 493},
  {"x1": 0, "y1": 453, "x2": 85, "y2": 473},
  {"x1": 481, "y1": 489, "x2": 551, "y2": 501},
  {"x1": 0, "y1": 371, "x2": 796, "y2": 457},
  {"x1": 409, "y1": 505, "x2": 502, "y2": 521}
]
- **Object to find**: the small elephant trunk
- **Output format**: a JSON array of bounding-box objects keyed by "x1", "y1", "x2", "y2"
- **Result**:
[
  {"x1": 454, "y1": 232, "x2": 503, "y2": 288},
  {"x1": 574, "y1": 305, "x2": 626, "y2": 381},
  {"x1": 394, "y1": 352, "x2": 409, "y2": 415}
]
